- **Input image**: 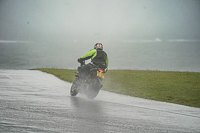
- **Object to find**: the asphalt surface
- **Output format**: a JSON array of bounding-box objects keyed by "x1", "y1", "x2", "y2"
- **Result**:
[{"x1": 0, "y1": 70, "x2": 200, "y2": 133}]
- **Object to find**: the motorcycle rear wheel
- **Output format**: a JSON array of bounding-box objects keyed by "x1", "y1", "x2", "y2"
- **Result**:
[
  {"x1": 86, "y1": 90, "x2": 99, "y2": 99},
  {"x1": 85, "y1": 78, "x2": 101, "y2": 99}
]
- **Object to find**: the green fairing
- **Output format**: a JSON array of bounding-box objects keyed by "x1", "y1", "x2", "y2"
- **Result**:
[{"x1": 81, "y1": 49, "x2": 109, "y2": 67}]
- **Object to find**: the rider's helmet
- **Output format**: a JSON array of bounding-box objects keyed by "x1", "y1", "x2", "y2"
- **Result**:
[{"x1": 94, "y1": 43, "x2": 103, "y2": 50}]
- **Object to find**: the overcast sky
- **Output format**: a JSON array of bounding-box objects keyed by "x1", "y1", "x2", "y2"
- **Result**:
[{"x1": 0, "y1": 0, "x2": 200, "y2": 42}]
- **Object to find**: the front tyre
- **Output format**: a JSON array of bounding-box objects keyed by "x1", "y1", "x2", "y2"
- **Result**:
[{"x1": 70, "y1": 81, "x2": 78, "y2": 96}]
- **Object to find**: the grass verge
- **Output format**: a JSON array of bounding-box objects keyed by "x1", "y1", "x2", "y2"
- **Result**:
[{"x1": 32, "y1": 68, "x2": 200, "y2": 108}]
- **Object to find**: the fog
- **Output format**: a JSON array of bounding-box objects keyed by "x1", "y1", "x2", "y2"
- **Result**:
[
  {"x1": 0, "y1": 0, "x2": 200, "y2": 43},
  {"x1": 0, "y1": 0, "x2": 200, "y2": 71}
]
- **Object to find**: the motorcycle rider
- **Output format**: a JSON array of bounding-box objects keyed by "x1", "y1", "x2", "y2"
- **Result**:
[{"x1": 77, "y1": 43, "x2": 108, "y2": 78}]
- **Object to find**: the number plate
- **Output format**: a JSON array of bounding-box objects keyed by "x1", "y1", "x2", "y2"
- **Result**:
[{"x1": 97, "y1": 71, "x2": 104, "y2": 78}]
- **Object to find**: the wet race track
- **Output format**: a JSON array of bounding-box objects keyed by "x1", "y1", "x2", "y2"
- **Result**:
[{"x1": 0, "y1": 70, "x2": 200, "y2": 133}]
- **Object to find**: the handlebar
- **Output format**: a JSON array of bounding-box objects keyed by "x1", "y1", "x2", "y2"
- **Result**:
[{"x1": 80, "y1": 61, "x2": 85, "y2": 67}]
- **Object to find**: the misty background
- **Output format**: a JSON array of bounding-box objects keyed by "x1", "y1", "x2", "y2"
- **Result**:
[{"x1": 0, "y1": 0, "x2": 200, "y2": 71}]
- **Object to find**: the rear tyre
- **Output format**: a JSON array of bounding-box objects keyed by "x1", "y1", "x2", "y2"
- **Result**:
[
  {"x1": 70, "y1": 81, "x2": 78, "y2": 96},
  {"x1": 86, "y1": 89, "x2": 99, "y2": 99},
  {"x1": 85, "y1": 78, "x2": 101, "y2": 99}
]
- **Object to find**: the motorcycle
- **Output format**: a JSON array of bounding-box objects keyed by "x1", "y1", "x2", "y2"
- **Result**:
[{"x1": 70, "y1": 61, "x2": 106, "y2": 99}]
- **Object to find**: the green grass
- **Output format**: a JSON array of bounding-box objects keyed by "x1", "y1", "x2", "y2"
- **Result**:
[{"x1": 32, "y1": 68, "x2": 200, "y2": 108}]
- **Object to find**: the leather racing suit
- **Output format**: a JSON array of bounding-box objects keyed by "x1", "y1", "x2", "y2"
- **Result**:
[{"x1": 78, "y1": 48, "x2": 108, "y2": 78}]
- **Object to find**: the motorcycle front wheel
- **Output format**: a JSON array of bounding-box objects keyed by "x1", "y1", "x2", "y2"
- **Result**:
[{"x1": 70, "y1": 81, "x2": 78, "y2": 96}]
